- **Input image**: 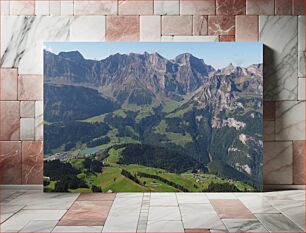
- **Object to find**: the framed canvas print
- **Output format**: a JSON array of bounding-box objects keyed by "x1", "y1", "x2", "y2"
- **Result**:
[{"x1": 43, "y1": 42, "x2": 263, "y2": 192}]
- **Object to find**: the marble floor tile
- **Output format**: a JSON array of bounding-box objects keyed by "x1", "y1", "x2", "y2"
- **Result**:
[
  {"x1": 115, "y1": 192, "x2": 143, "y2": 198},
  {"x1": 184, "y1": 229, "x2": 210, "y2": 233},
  {"x1": 181, "y1": 207, "x2": 221, "y2": 229},
  {"x1": 239, "y1": 196, "x2": 279, "y2": 213},
  {"x1": 0, "y1": 204, "x2": 25, "y2": 223},
  {"x1": 148, "y1": 206, "x2": 181, "y2": 221},
  {"x1": 154, "y1": 0, "x2": 179, "y2": 15},
  {"x1": 52, "y1": 226, "x2": 103, "y2": 232},
  {"x1": 146, "y1": 220, "x2": 184, "y2": 233},
  {"x1": 259, "y1": 16, "x2": 298, "y2": 100},
  {"x1": 150, "y1": 193, "x2": 178, "y2": 206},
  {"x1": 7, "y1": 192, "x2": 79, "y2": 210},
  {"x1": 206, "y1": 193, "x2": 237, "y2": 199},
  {"x1": 222, "y1": 219, "x2": 268, "y2": 232},
  {"x1": 0, "y1": 190, "x2": 17, "y2": 201},
  {"x1": 262, "y1": 190, "x2": 305, "y2": 201},
  {"x1": 0, "y1": 209, "x2": 66, "y2": 232},
  {"x1": 256, "y1": 213, "x2": 304, "y2": 232},
  {"x1": 298, "y1": 16, "x2": 305, "y2": 78},
  {"x1": 210, "y1": 199, "x2": 256, "y2": 219},
  {"x1": 58, "y1": 201, "x2": 113, "y2": 226},
  {"x1": 77, "y1": 193, "x2": 116, "y2": 201},
  {"x1": 20, "y1": 220, "x2": 58, "y2": 232},
  {"x1": 176, "y1": 193, "x2": 210, "y2": 204}
]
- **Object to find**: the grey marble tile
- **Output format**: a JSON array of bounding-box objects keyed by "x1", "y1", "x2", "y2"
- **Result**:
[
  {"x1": 146, "y1": 221, "x2": 184, "y2": 233},
  {"x1": 298, "y1": 78, "x2": 305, "y2": 100},
  {"x1": 1, "y1": 16, "x2": 70, "y2": 75},
  {"x1": 263, "y1": 141, "x2": 293, "y2": 184},
  {"x1": 238, "y1": 196, "x2": 279, "y2": 214},
  {"x1": 35, "y1": 1, "x2": 50, "y2": 15},
  {"x1": 150, "y1": 193, "x2": 178, "y2": 206},
  {"x1": 259, "y1": 16, "x2": 298, "y2": 100},
  {"x1": 298, "y1": 16, "x2": 305, "y2": 78},
  {"x1": 70, "y1": 16, "x2": 106, "y2": 41},
  {"x1": 20, "y1": 220, "x2": 58, "y2": 232},
  {"x1": 275, "y1": 101, "x2": 305, "y2": 140},
  {"x1": 154, "y1": 0, "x2": 179, "y2": 15},
  {"x1": 176, "y1": 193, "x2": 210, "y2": 204},
  {"x1": 1, "y1": 209, "x2": 66, "y2": 232},
  {"x1": 161, "y1": 35, "x2": 219, "y2": 41},
  {"x1": 262, "y1": 190, "x2": 305, "y2": 201},
  {"x1": 0, "y1": 204, "x2": 25, "y2": 223},
  {"x1": 52, "y1": 226, "x2": 103, "y2": 232},
  {"x1": 256, "y1": 214, "x2": 304, "y2": 232},
  {"x1": 35, "y1": 101, "x2": 43, "y2": 140},
  {"x1": 148, "y1": 206, "x2": 181, "y2": 221},
  {"x1": 222, "y1": 219, "x2": 268, "y2": 232}
]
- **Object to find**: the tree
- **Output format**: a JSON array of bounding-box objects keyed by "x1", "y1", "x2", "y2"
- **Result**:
[
  {"x1": 91, "y1": 185, "x2": 102, "y2": 192},
  {"x1": 54, "y1": 181, "x2": 69, "y2": 192}
]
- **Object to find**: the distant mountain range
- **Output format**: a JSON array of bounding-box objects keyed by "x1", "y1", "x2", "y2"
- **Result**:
[{"x1": 44, "y1": 50, "x2": 263, "y2": 188}]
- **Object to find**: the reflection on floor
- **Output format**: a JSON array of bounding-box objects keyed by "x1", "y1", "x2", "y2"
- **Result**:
[{"x1": 0, "y1": 189, "x2": 304, "y2": 232}]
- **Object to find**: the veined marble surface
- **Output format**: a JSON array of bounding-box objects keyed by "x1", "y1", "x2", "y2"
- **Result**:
[
  {"x1": 1, "y1": 16, "x2": 70, "y2": 75},
  {"x1": 259, "y1": 16, "x2": 298, "y2": 100},
  {"x1": 298, "y1": 16, "x2": 305, "y2": 78}
]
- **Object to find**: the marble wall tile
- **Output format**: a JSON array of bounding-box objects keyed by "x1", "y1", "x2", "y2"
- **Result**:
[
  {"x1": 1, "y1": 0, "x2": 10, "y2": 15},
  {"x1": 1, "y1": 16, "x2": 70, "y2": 74},
  {"x1": 275, "y1": 101, "x2": 305, "y2": 140},
  {"x1": 35, "y1": 101, "x2": 43, "y2": 140},
  {"x1": 264, "y1": 121, "x2": 275, "y2": 141},
  {"x1": 20, "y1": 101, "x2": 35, "y2": 118},
  {"x1": 263, "y1": 101, "x2": 275, "y2": 120},
  {"x1": 140, "y1": 16, "x2": 161, "y2": 41},
  {"x1": 293, "y1": 140, "x2": 305, "y2": 184},
  {"x1": 246, "y1": 0, "x2": 274, "y2": 15},
  {"x1": 298, "y1": 78, "x2": 305, "y2": 100},
  {"x1": 20, "y1": 118, "x2": 35, "y2": 140},
  {"x1": 22, "y1": 141, "x2": 43, "y2": 184},
  {"x1": 162, "y1": 16, "x2": 192, "y2": 36},
  {"x1": 275, "y1": 0, "x2": 293, "y2": 15},
  {"x1": 220, "y1": 35, "x2": 235, "y2": 41},
  {"x1": 61, "y1": 1, "x2": 74, "y2": 16},
  {"x1": 106, "y1": 16, "x2": 139, "y2": 41},
  {"x1": 35, "y1": 1, "x2": 50, "y2": 15},
  {"x1": 119, "y1": 0, "x2": 153, "y2": 15},
  {"x1": 259, "y1": 16, "x2": 298, "y2": 100},
  {"x1": 180, "y1": 0, "x2": 215, "y2": 15},
  {"x1": 154, "y1": 0, "x2": 179, "y2": 15},
  {"x1": 0, "y1": 68, "x2": 18, "y2": 100},
  {"x1": 74, "y1": 1, "x2": 117, "y2": 15},
  {"x1": 18, "y1": 75, "x2": 43, "y2": 100},
  {"x1": 10, "y1": 1, "x2": 35, "y2": 15},
  {"x1": 0, "y1": 141, "x2": 22, "y2": 184},
  {"x1": 208, "y1": 16, "x2": 235, "y2": 35},
  {"x1": 161, "y1": 36, "x2": 219, "y2": 42},
  {"x1": 0, "y1": 101, "x2": 20, "y2": 140},
  {"x1": 263, "y1": 141, "x2": 293, "y2": 184},
  {"x1": 293, "y1": 0, "x2": 305, "y2": 15},
  {"x1": 298, "y1": 16, "x2": 305, "y2": 78},
  {"x1": 70, "y1": 16, "x2": 106, "y2": 41},
  {"x1": 193, "y1": 16, "x2": 208, "y2": 36},
  {"x1": 49, "y1": 1, "x2": 61, "y2": 16},
  {"x1": 235, "y1": 15, "x2": 258, "y2": 41},
  {"x1": 216, "y1": 0, "x2": 246, "y2": 15}
]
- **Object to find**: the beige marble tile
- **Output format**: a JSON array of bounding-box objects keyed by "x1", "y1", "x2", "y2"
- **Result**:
[
  {"x1": 1, "y1": 0, "x2": 10, "y2": 15},
  {"x1": 20, "y1": 118, "x2": 35, "y2": 140},
  {"x1": 49, "y1": 1, "x2": 61, "y2": 15},
  {"x1": 0, "y1": 101, "x2": 20, "y2": 140},
  {"x1": 193, "y1": 16, "x2": 208, "y2": 36},
  {"x1": 140, "y1": 16, "x2": 161, "y2": 41},
  {"x1": 162, "y1": 16, "x2": 192, "y2": 36},
  {"x1": 20, "y1": 101, "x2": 35, "y2": 118},
  {"x1": 293, "y1": 140, "x2": 305, "y2": 184},
  {"x1": 246, "y1": 0, "x2": 274, "y2": 15},
  {"x1": 0, "y1": 68, "x2": 18, "y2": 100},
  {"x1": 61, "y1": 0, "x2": 73, "y2": 15},
  {"x1": 264, "y1": 141, "x2": 293, "y2": 184},
  {"x1": 106, "y1": 16, "x2": 140, "y2": 41},
  {"x1": 70, "y1": 16, "x2": 106, "y2": 41},
  {"x1": 275, "y1": 101, "x2": 305, "y2": 140},
  {"x1": 35, "y1": 101, "x2": 44, "y2": 140},
  {"x1": 161, "y1": 36, "x2": 218, "y2": 41},
  {"x1": 35, "y1": 1, "x2": 50, "y2": 15},
  {"x1": 263, "y1": 121, "x2": 275, "y2": 141},
  {"x1": 180, "y1": 0, "x2": 215, "y2": 15},
  {"x1": 18, "y1": 75, "x2": 43, "y2": 100},
  {"x1": 236, "y1": 16, "x2": 258, "y2": 41},
  {"x1": 74, "y1": 1, "x2": 117, "y2": 15},
  {"x1": 154, "y1": 0, "x2": 179, "y2": 15},
  {"x1": 10, "y1": 0, "x2": 34, "y2": 15},
  {"x1": 119, "y1": 0, "x2": 153, "y2": 15}
]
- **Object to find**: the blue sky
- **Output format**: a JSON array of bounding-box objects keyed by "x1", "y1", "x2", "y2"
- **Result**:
[{"x1": 44, "y1": 42, "x2": 262, "y2": 69}]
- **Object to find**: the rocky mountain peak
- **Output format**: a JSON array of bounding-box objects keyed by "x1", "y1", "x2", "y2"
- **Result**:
[{"x1": 58, "y1": 51, "x2": 85, "y2": 62}]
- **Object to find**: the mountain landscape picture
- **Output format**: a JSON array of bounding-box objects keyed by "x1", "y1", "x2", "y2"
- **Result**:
[{"x1": 43, "y1": 42, "x2": 263, "y2": 192}]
